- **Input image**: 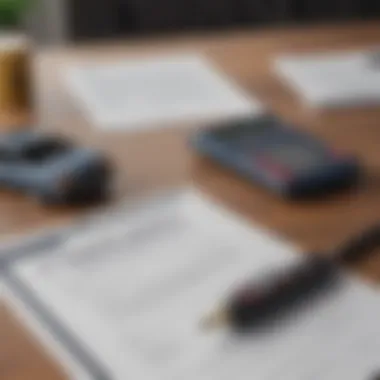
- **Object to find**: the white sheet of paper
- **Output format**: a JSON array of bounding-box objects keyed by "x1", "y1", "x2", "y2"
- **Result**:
[
  {"x1": 63, "y1": 54, "x2": 262, "y2": 129},
  {"x1": 4, "y1": 190, "x2": 380, "y2": 380},
  {"x1": 274, "y1": 49, "x2": 380, "y2": 108}
]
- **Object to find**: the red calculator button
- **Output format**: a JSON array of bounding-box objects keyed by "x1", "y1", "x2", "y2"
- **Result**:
[{"x1": 255, "y1": 155, "x2": 293, "y2": 180}]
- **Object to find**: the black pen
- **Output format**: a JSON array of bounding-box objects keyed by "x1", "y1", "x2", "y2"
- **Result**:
[
  {"x1": 201, "y1": 224, "x2": 380, "y2": 332},
  {"x1": 201, "y1": 256, "x2": 337, "y2": 331}
]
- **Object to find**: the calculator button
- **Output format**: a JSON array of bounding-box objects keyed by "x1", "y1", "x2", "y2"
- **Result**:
[{"x1": 255, "y1": 155, "x2": 292, "y2": 180}]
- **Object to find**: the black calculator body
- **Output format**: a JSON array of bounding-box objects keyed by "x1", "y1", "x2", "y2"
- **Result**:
[{"x1": 192, "y1": 115, "x2": 360, "y2": 199}]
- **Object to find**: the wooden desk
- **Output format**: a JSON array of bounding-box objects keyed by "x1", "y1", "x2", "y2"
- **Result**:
[{"x1": 3, "y1": 21, "x2": 380, "y2": 380}]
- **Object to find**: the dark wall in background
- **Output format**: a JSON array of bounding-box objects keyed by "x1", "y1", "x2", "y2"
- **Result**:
[{"x1": 67, "y1": 0, "x2": 380, "y2": 42}]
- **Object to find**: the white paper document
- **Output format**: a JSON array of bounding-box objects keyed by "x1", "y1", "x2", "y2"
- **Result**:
[
  {"x1": 3, "y1": 190, "x2": 380, "y2": 380},
  {"x1": 63, "y1": 54, "x2": 262, "y2": 129},
  {"x1": 274, "y1": 48, "x2": 380, "y2": 108}
]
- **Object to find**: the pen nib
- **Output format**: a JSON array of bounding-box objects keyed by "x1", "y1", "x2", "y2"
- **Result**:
[{"x1": 200, "y1": 309, "x2": 229, "y2": 331}]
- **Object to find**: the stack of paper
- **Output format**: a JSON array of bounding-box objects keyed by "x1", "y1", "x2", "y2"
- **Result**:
[
  {"x1": 274, "y1": 49, "x2": 380, "y2": 108},
  {"x1": 63, "y1": 54, "x2": 263, "y2": 130},
  {"x1": 3, "y1": 189, "x2": 380, "y2": 380}
]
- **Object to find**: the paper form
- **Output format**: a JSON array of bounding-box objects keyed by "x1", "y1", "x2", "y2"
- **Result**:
[
  {"x1": 3, "y1": 190, "x2": 380, "y2": 380},
  {"x1": 63, "y1": 54, "x2": 262, "y2": 129},
  {"x1": 274, "y1": 49, "x2": 380, "y2": 108}
]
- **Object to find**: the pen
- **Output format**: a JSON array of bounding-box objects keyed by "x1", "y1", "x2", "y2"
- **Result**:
[
  {"x1": 201, "y1": 224, "x2": 380, "y2": 332},
  {"x1": 201, "y1": 257, "x2": 337, "y2": 331}
]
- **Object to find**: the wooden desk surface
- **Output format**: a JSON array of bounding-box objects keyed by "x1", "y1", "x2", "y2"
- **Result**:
[{"x1": 3, "y1": 21, "x2": 380, "y2": 379}]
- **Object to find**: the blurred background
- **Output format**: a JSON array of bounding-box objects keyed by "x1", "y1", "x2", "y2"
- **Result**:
[{"x1": 24, "y1": 0, "x2": 380, "y2": 45}]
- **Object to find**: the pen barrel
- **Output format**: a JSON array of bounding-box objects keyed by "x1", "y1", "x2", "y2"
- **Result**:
[
  {"x1": 228, "y1": 257, "x2": 338, "y2": 330},
  {"x1": 336, "y1": 225, "x2": 380, "y2": 264}
]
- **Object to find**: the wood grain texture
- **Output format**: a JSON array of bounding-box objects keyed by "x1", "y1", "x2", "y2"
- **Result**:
[{"x1": 3, "y1": 21, "x2": 380, "y2": 380}]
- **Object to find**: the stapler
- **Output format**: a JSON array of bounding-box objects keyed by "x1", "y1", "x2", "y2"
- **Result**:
[{"x1": 0, "y1": 131, "x2": 113, "y2": 205}]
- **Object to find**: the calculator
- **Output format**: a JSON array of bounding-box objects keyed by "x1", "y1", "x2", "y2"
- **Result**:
[{"x1": 192, "y1": 115, "x2": 360, "y2": 199}]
